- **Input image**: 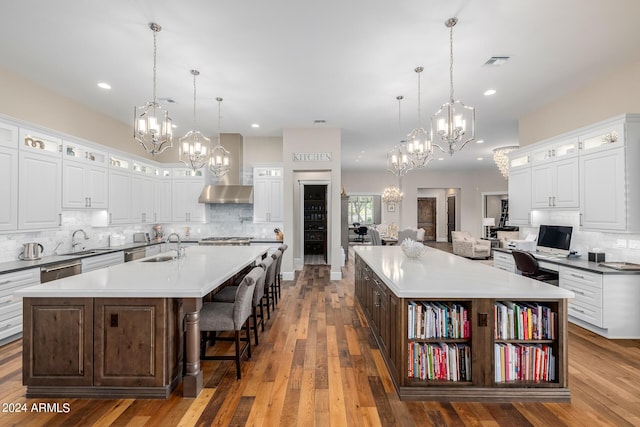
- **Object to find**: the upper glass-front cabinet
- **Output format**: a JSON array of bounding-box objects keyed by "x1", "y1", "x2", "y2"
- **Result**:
[
  {"x1": 19, "y1": 128, "x2": 61, "y2": 156},
  {"x1": 0, "y1": 121, "x2": 18, "y2": 149},
  {"x1": 579, "y1": 122, "x2": 625, "y2": 154},
  {"x1": 508, "y1": 151, "x2": 530, "y2": 170},
  {"x1": 254, "y1": 167, "x2": 283, "y2": 178},
  {"x1": 62, "y1": 140, "x2": 108, "y2": 166},
  {"x1": 531, "y1": 138, "x2": 579, "y2": 164},
  {"x1": 109, "y1": 155, "x2": 131, "y2": 170}
]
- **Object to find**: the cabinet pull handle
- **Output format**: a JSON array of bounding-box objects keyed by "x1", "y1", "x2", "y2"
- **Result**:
[
  {"x1": 548, "y1": 196, "x2": 552, "y2": 207},
  {"x1": 0, "y1": 280, "x2": 11, "y2": 285},
  {"x1": 88, "y1": 197, "x2": 92, "y2": 207},
  {"x1": 570, "y1": 307, "x2": 586, "y2": 314},
  {"x1": 0, "y1": 298, "x2": 13, "y2": 306},
  {"x1": 109, "y1": 212, "x2": 112, "y2": 224},
  {"x1": 578, "y1": 141, "x2": 583, "y2": 150},
  {"x1": 58, "y1": 213, "x2": 62, "y2": 226},
  {"x1": 552, "y1": 196, "x2": 556, "y2": 207},
  {"x1": 570, "y1": 273, "x2": 585, "y2": 279},
  {"x1": 579, "y1": 213, "x2": 583, "y2": 226},
  {"x1": 568, "y1": 288, "x2": 585, "y2": 296}
]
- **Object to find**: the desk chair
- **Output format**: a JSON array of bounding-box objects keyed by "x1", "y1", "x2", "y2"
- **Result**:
[
  {"x1": 511, "y1": 250, "x2": 559, "y2": 285},
  {"x1": 354, "y1": 226, "x2": 368, "y2": 243}
]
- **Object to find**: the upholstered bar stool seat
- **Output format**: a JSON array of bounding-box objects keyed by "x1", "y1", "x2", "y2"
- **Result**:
[
  {"x1": 200, "y1": 266, "x2": 261, "y2": 380},
  {"x1": 274, "y1": 244, "x2": 287, "y2": 299}
]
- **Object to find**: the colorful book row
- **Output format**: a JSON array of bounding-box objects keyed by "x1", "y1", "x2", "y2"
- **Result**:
[
  {"x1": 408, "y1": 341, "x2": 471, "y2": 381},
  {"x1": 494, "y1": 301, "x2": 556, "y2": 340},
  {"x1": 494, "y1": 343, "x2": 556, "y2": 383},
  {"x1": 408, "y1": 301, "x2": 470, "y2": 339}
]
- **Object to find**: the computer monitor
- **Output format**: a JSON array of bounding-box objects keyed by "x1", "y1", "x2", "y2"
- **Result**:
[{"x1": 536, "y1": 225, "x2": 573, "y2": 256}]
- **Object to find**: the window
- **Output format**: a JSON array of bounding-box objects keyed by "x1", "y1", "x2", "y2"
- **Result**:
[{"x1": 348, "y1": 195, "x2": 381, "y2": 224}]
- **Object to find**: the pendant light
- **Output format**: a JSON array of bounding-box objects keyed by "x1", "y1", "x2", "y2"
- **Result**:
[
  {"x1": 406, "y1": 67, "x2": 434, "y2": 168},
  {"x1": 208, "y1": 97, "x2": 230, "y2": 178},
  {"x1": 179, "y1": 70, "x2": 210, "y2": 171},
  {"x1": 134, "y1": 22, "x2": 173, "y2": 156},
  {"x1": 387, "y1": 95, "x2": 412, "y2": 176},
  {"x1": 431, "y1": 17, "x2": 476, "y2": 155},
  {"x1": 493, "y1": 145, "x2": 519, "y2": 179}
]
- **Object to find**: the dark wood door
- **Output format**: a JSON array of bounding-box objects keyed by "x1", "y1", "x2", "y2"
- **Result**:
[
  {"x1": 447, "y1": 196, "x2": 456, "y2": 242},
  {"x1": 417, "y1": 197, "x2": 437, "y2": 241}
]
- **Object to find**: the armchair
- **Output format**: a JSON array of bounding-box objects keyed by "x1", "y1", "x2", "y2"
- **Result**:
[{"x1": 451, "y1": 231, "x2": 491, "y2": 259}]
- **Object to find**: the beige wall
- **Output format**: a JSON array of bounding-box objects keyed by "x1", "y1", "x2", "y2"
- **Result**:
[
  {"x1": 243, "y1": 136, "x2": 283, "y2": 167},
  {"x1": 519, "y1": 60, "x2": 640, "y2": 145},
  {"x1": 0, "y1": 68, "x2": 161, "y2": 161},
  {"x1": 282, "y1": 127, "x2": 341, "y2": 279}
]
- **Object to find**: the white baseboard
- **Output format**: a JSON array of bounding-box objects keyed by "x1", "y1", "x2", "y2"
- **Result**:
[
  {"x1": 437, "y1": 237, "x2": 448, "y2": 242},
  {"x1": 283, "y1": 271, "x2": 295, "y2": 281}
]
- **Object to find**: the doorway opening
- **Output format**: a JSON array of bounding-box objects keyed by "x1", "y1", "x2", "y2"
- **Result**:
[
  {"x1": 417, "y1": 197, "x2": 437, "y2": 241},
  {"x1": 303, "y1": 184, "x2": 328, "y2": 265},
  {"x1": 447, "y1": 195, "x2": 456, "y2": 243}
]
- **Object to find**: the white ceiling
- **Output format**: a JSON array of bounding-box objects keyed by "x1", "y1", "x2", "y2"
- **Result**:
[{"x1": 2, "y1": 0, "x2": 639, "y2": 173}]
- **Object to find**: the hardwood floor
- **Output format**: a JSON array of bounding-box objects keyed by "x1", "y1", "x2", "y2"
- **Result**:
[{"x1": 1, "y1": 257, "x2": 639, "y2": 426}]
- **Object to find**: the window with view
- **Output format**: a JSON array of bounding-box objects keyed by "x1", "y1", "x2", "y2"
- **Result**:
[{"x1": 348, "y1": 196, "x2": 376, "y2": 224}]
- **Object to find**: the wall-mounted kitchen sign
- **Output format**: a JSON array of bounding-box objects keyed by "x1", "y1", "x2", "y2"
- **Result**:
[{"x1": 293, "y1": 152, "x2": 332, "y2": 162}]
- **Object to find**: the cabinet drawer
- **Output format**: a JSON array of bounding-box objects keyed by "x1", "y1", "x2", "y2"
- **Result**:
[
  {"x1": 0, "y1": 268, "x2": 40, "y2": 293},
  {"x1": 0, "y1": 300, "x2": 21, "y2": 320},
  {"x1": 560, "y1": 279, "x2": 602, "y2": 308},
  {"x1": 559, "y1": 267, "x2": 602, "y2": 289},
  {"x1": 568, "y1": 301, "x2": 603, "y2": 328},
  {"x1": 0, "y1": 313, "x2": 23, "y2": 340}
]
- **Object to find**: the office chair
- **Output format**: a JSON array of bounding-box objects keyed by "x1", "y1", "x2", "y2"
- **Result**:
[
  {"x1": 511, "y1": 250, "x2": 558, "y2": 285},
  {"x1": 354, "y1": 226, "x2": 368, "y2": 243}
]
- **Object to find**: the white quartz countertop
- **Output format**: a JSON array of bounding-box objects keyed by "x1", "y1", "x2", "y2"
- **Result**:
[
  {"x1": 16, "y1": 246, "x2": 269, "y2": 298},
  {"x1": 354, "y1": 246, "x2": 574, "y2": 299}
]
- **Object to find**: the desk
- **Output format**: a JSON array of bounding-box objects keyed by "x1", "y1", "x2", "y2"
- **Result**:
[{"x1": 381, "y1": 236, "x2": 397, "y2": 246}]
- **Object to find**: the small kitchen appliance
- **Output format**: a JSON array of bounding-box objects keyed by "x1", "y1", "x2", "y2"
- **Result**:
[{"x1": 20, "y1": 242, "x2": 44, "y2": 260}]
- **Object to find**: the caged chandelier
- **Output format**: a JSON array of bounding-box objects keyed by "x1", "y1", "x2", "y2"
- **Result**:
[
  {"x1": 432, "y1": 17, "x2": 476, "y2": 155},
  {"x1": 179, "y1": 70, "x2": 210, "y2": 171},
  {"x1": 387, "y1": 95, "x2": 411, "y2": 176},
  {"x1": 406, "y1": 67, "x2": 434, "y2": 168},
  {"x1": 493, "y1": 146, "x2": 519, "y2": 179},
  {"x1": 208, "y1": 97, "x2": 230, "y2": 178},
  {"x1": 134, "y1": 23, "x2": 173, "y2": 156}
]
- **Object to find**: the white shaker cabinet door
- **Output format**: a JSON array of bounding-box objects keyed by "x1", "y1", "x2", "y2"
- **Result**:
[
  {"x1": 0, "y1": 146, "x2": 18, "y2": 231},
  {"x1": 507, "y1": 167, "x2": 531, "y2": 225},
  {"x1": 579, "y1": 147, "x2": 625, "y2": 230},
  {"x1": 18, "y1": 151, "x2": 62, "y2": 229},
  {"x1": 108, "y1": 169, "x2": 132, "y2": 224}
]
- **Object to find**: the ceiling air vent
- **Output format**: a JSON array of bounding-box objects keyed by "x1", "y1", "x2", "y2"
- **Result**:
[
  {"x1": 484, "y1": 56, "x2": 510, "y2": 66},
  {"x1": 314, "y1": 119, "x2": 326, "y2": 125}
]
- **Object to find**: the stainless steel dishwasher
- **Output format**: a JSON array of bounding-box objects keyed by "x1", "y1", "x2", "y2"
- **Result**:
[
  {"x1": 124, "y1": 247, "x2": 147, "y2": 262},
  {"x1": 40, "y1": 260, "x2": 82, "y2": 283}
]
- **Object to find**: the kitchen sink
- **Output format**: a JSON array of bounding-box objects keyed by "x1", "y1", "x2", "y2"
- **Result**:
[{"x1": 141, "y1": 255, "x2": 176, "y2": 263}]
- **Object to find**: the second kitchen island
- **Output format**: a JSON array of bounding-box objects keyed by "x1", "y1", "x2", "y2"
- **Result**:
[{"x1": 17, "y1": 245, "x2": 269, "y2": 399}]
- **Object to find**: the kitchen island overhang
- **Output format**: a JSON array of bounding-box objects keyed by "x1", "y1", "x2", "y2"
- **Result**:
[
  {"x1": 353, "y1": 245, "x2": 575, "y2": 402},
  {"x1": 17, "y1": 245, "x2": 269, "y2": 399}
]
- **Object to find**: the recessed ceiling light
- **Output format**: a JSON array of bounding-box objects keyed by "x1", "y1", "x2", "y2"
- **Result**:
[
  {"x1": 172, "y1": 124, "x2": 177, "y2": 129},
  {"x1": 484, "y1": 89, "x2": 496, "y2": 96},
  {"x1": 476, "y1": 139, "x2": 484, "y2": 144},
  {"x1": 438, "y1": 157, "x2": 444, "y2": 161},
  {"x1": 477, "y1": 157, "x2": 483, "y2": 161},
  {"x1": 251, "y1": 123, "x2": 260, "y2": 128},
  {"x1": 97, "y1": 82, "x2": 111, "y2": 90}
]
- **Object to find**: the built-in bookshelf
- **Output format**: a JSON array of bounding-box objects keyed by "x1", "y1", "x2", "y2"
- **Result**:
[{"x1": 354, "y1": 251, "x2": 570, "y2": 402}]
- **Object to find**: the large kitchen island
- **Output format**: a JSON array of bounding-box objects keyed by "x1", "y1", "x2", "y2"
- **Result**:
[
  {"x1": 16, "y1": 245, "x2": 269, "y2": 399},
  {"x1": 353, "y1": 245, "x2": 575, "y2": 402}
]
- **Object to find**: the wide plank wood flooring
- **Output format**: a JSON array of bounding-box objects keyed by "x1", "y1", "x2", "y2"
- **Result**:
[{"x1": 1, "y1": 256, "x2": 639, "y2": 426}]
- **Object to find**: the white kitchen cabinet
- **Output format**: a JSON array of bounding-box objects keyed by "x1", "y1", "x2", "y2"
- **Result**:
[
  {"x1": 18, "y1": 150, "x2": 62, "y2": 230},
  {"x1": 171, "y1": 178, "x2": 206, "y2": 223},
  {"x1": 531, "y1": 157, "x2": 579, "y2": 209},
  {"x1": 578, "y1": 120, "x2": 625, "y2": 155},
  {"x1": 81, "y1": 251, "x2": 124, "y2": 272},
  {"x1": 0, "y1": 121, "x2": 18, "y2": 149},
  {"x1": 507, "y1": 166, "x2": 531, "y2": 226},
  {"x1": 0, "y1": 267, "x2": 39, "y2": 344},
  {"x1": 19, "y1": 128, "x2": 61, "y2": 155},
  {"x1": 493, "y1": 251, "x2": 516, "y2": 273},
  {"x1": 154, "y1": 169, "x2": 172, "y2": 223},
  {"x1": 0, "y1": 146, "x2": 18, "y2": 231},
  {"x1": 131, "y1": 162, "x2": 155, "y2": 224},
  {"x1": 108, "y1": 156, "x2": 132, "y2": 225},
  {"x1": 579, "y1": 147, "x2": 626, "y2": 230},
  {"x1": 61, "y1": 140, "x2": 108, "y2": 209},
  {"x1": 253, "y1": 167, "x2": 283, "y2": 223}
]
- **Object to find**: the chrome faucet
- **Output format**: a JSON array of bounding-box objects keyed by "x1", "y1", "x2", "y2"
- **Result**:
[
  {"x1": 166, "y1": 233, "x2": 184, "y2": 258},
  {"x1": 71, "y1": 229, "x2": 89, "y2": 252},
  {"x1": 53, "y1": 241, "x2": 64, "y2": 255}
]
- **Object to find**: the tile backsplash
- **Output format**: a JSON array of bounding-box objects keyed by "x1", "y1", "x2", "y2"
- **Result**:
[{"x1": 0, "y1": 206, "x2": 283, "y2": 263}]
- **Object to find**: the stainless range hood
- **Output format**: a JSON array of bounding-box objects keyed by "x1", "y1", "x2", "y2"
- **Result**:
[
  {"x1": 198, "y1": 184, "x2": 253, "y2": 204},
  {"x1": 198, "y1": 133, "x2": 254, "y2": 204}
]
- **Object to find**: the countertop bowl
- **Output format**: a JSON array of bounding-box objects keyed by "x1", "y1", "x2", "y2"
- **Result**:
[{"x1": 400, "y1": 239, "x2": 426, "y2": 259}]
